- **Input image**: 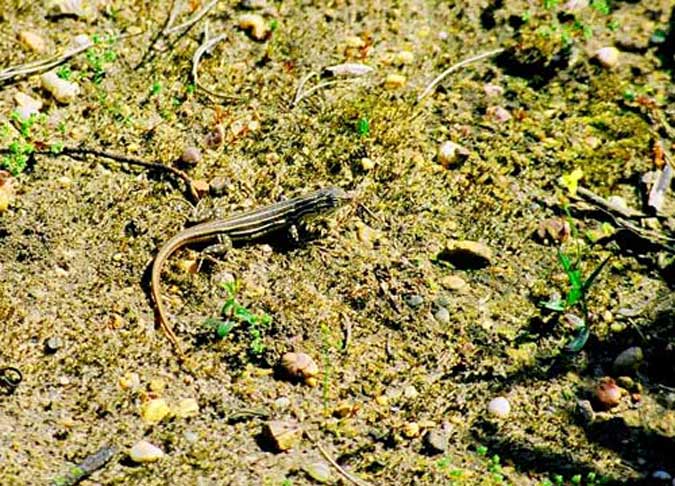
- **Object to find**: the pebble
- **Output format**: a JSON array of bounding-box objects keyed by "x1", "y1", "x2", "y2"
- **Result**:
[
  {"x1": 273, "y1": 396, "x2": 291, "y2": 410},
  {"x1": 193, "y1": 179, "x2": 210, "y2": 197},
  {"x1": 437, "y1": 141, "x2": 469, "y2": 168},
  {"x1": 180, "y1": 147, "x2": 201, "y2": 167},
  {"x1": 44, "y1": 336, "x2": 63, "y2": 354},
  {"x1": 576, "y1": 399, "x2": 595, "y2": 425},
  {"x1": 596, "y1": 47, "x2": 620, "y2": 69},
  {"x1": 360, "y1": 157, "x2": 375, "y2": 171},
  {"x1": 0, "y1": 174, "x2": 15, "y2": 213},
  {"x1": 441, "y1": 240, "x2": 493, "y2": 269},
  {"x1": 487, "y1": 396, "x2": 511, "y2": 417},
  {"x1": 262, "y1": 420, "x2": 302, "y2": 452},
  {"x1": 174, "y1": 398, "x2": 199, "y2": 418},
  {"x1": 652, "y1": 471, "x2": 672, "y2": 481},
  {"x1": 19, "y1": 31, "x2": 47, "y2": 53},
  {"x1": 303, "y1": 461, "x2": 333, "y2": 483},
  {"x1": 537, "y1": 217, "x2": 571, "y2": 244},
  {"x1": 209, "y1": 176, "x2": 228, "y2": 197},
  {"x1": 148, "y1": 378, "x2": 166, "y2": 393},
  {"x1": 279, "y1": 352, "x2": 319, "y2": 386},
  {"x1": 402, "y1": 422, "x2": 420, "y2": 438},
  {"x1": 404, "y1": 294, "x2": 424, "y2": 308},
  {"x1": 440, "y1": 275, "x2": 467, "y2": 291},
  {"x1": 118, "y1": 372, "x2": 141, "y2": 390},
  {"x1": 486, "y1": 106, "x2": 512, "y2": 123},
  {"x1": 239, "y1": 13, "x2": 269, "y2": 41},
  {"x1": 384, "y1": 74, "x2": 406, "y2": 89},
  {"x1": 14, "y1": 92, "x2": 43, "y2": 121},
  {"x1": 141, "y1": 398, "x2": 171, "y2": 424},
  {"x1": 129, "y1": 440, "x2": 164, "y2": 463},
  {"x1": 204, "y1": 125, "x2": 224, "y2": 149},
  {"x1": 561, "y1": 0, "x2": 588, "y2": 12},
  {"x1": 393, "y1": 50, "x2": 414, "y2": 65},
  {"x1": 594, "y1": 377, "x2": 622, "y2": 410},
  {"x1": 483, "y1": 83, "x2": 504, "y2": 97},
  {"x1": 403, "y1": 385, "x2": 419, "y2": 399},
  {"x1": 41, "y1": 71, "x2": 80, "y2": 104},
  {"x1": 323, "y1": 63, "x2": 374, "y2": 77},
  {"x1": 423, "y1": 428, "x2": 449, "y2": 454},
  {"x1": 434, "y1": 307, "x2": 450, "y2": 324},
  {"x1": 612, "y1": 346, "x2": 643, "y2": 374}
]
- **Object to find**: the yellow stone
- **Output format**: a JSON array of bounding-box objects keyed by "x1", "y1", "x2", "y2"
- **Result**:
[
  {"x1": 141, "y1": 398, "x2": 171, "y2": 424},
  {"x1": 384, "y1": 74, "x2": 406, "y2": 89},
  {"x1": 174, "y1": 398, "x2": 199, "y2": 418}
]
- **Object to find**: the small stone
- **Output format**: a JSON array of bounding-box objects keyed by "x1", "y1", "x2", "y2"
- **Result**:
[
  {"x1": 594, "y1": 377, "x2": 622, "y2": 410},
  {"x1": 204, "y1": 125, "x2": 224, "y2": 149},
  {"x1": 118, "y1": 372, "x2": 140, "y2": 390},
  {"x1": 486, "y1": 106, "x2": 512, "y2": 123},
  {"x1": 403, "y1": 385, "x2": 419, "y2": 399},
  {"x1": 240, "y1": 0, "x2": 267, "y2": 9},
  {"x1": 612, "y1": 346, "x2": 643, "y2": 374},
  {"x1": 360, "y1": 157, "x2": 375, "y2": 171},
  {"x1": 434, "y1": 307, "x2": 450, "y2": 324},
  {"x1": 333, "y1": 401, "x2": 359, "y2": 418},
  {"x1": 441, "y1": 240, "x2": 493, "y2": 269},
  {"x1": 273, "y1": 396, "x2": 291, "y2": 410},
  {"x1": 14, "y1": 92, "x2": 43, "y2": 121},
  {"x1": 279, "y1": 352, "x2": 319, "y2": 385},
  {"x1": 437, "y1": 141, "x2": 469, "y2": 168},
  {"x1": 174, "y1": 398, "x2": 199, "y2": 418},
  {"x1": 356, "y1": 221, "x2": 378, "y2": 248},
  {"x1": 393, "y1": 50, "x2": 414, "y2": 65},
  {"x1": 483, "y1": 83, "x2": 504, "y2": 97},
  {"x1": 537, "y1": 217, "x2": 571, "y2": 244},
  {"x1": 384, "y1": 73, "x2": 406, "y2": 89},
  {"x1": 440, "y1": 275, "x2": 467, "y2": 291},
  {"x1": 404, "y1": 294, "x2": 424, "y2": 308},
  {"x1": 576, "y1": 399, "x2": 595, "y2": 425},
  {"x1": 141, "y1": 398, "x2": 171, "y2": 424},
  {"x1": 303, "y1": 461, "x2": 333, "y2": 483},
  {"x1": 41, "y1": 71, "x2": 80, "y2": 104},
  {"x1": 148, "y1": 378, "x2": 166, "y2": 393},
  {"x1": 19, "y1": 31, "x2": 47, "y2": 52},
  {"x1": 402, "y1": 422, "x2": 420, "y2": 438},
  {"x1": 44, "y1": 336, "x2": 63, "y2": 354},
  {"x1": 323, "y1": 63, "x2": 374, "y2": 77},
  {"x1": 0, "y1": 173, "x2": 16, "y2": 212},
  {"x1": 209, "y1": 176, "x2": 228, "y2": 197},
  {"x1": 183, "y1": 430, "x2": 199, "y2": 443},
  {"x1": 239, "y1": 13, "x2": 269, "y2": 41},
  {"x1": 129, "y1": 440, "x2": 164, "y2": 463},
  {"x1": 180, "y1": 147, "x2": 201, "y2": 167},
  {"x1": 423, "y1": 428, "x2": 449, "y2": 454},
  {"x1": 193, "y1": 179, "x2": 210, "y2": 197},
  {"x1": 596, "y1": 47, "x2": 620, "y2": 69},
  {"x1": 487, "y1": 396, "x2": 511, "y2": 417},
  {"x1": 652, "y1": 471, "x2": 672, "y2": 481},
  {"x1": 262, "y1": 420, "x2": 302, "y2": 452}
]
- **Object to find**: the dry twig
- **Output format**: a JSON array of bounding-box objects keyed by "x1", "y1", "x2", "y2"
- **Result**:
[
  {"x1": 417, "y1": 47, "x2": 505, "y2": 103},
  {"x1": 304, "y1": 431, "x2": 374, "y2": 486}
]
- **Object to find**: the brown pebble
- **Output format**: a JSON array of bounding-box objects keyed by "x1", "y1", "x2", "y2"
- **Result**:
[
  {"x1": 209, "y1": 176, "x2": 228, "y2": 196},
  {"x1": 262, "y1": 420, "x2": 302, "y2": 452},
  {"x1": 595, "y1": 377, "x2": 622, "y2": 410},
  {"x1": 193, "y1": 179, "x2": 210, "y2": 197},
  {"x1": 180, "y1": 147, "x2": 201, "y2": 167}
]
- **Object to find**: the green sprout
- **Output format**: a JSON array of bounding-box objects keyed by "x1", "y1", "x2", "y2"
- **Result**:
[
  {"x1": 476, "y1": 445, "x2": 488, "y2": 456},
  {"x1": 56, "y1": 65, "x2": 72, "y2": 80},
  {"x1": 85, "y1": 35, "x2": 118, "y2": 84},
  {"x1": 541, "y1": 209, "x2": 610, "y2": 352},
  {"x1": 204, "y1": 281, "x2": 272, "y2": 356},
  {"x1": 356, "y1": 117, "x2": 370, "y2": 137},
  {"x1": 1, "y1": 141, "x2": 34, "y2": 176},
  {"x1": 149, "y1": 81, "x2": 162, "y2": 96}
]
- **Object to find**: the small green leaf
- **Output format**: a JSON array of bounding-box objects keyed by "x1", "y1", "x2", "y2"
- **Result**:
[
  {"x1": 356, "y1": 117, "x2": 370, "y2": 136},
  {"x1": 216, "y1": 321, "x2": 235, "y2": 338},
  {"x1": 565, "y1": 325, "x2": 589, "y2": 353}
]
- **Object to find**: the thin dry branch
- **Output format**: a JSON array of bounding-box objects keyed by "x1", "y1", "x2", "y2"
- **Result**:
[
  {"x1": 304, "y1": 432, "x2": 374, "y2": 486},
  {"x1": 191, "y1": 29, "x2": 232, "y2": 99},
  {"x1": 0, "y1": 146, "x2": 199, "y2": 202},
  {"x1": 417, "y1": 47, "x2": 505, "y2": 103}
]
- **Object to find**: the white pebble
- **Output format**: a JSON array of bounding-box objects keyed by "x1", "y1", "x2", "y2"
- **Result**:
[
  {"x1": 129, "y1": 440, "x2": 164, "y2": 463},
  {"x1": 239, "y1": 13, "x2": 269, "y2": 40},
  {"x1": 41, "y1": 71, "x2": 80, "y2": 104},
  {"x1": 323, "y1": 63, "x2": 374, "y2": 77},
  {"x1": 596, "y1": 47, "x2": 620, "y2": 69},
  {"x1": 437, "y1": 140, "x2": 469, "y2": 167},
  {"x1": 487, "y1": 396, "x2": 511, "y2": 417},
  {"x1": 652, "y1": 470, "x2": 672, "y2": 481}
]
